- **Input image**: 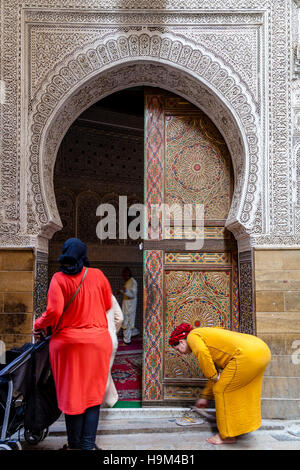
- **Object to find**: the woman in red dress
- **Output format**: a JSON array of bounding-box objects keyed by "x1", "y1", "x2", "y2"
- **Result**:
[{"x1": 33, "y1": 238, "x2": 112, "y2": 450}]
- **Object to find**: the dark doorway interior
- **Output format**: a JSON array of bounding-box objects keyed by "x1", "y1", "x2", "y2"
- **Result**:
[{"x1": 49, "y1": 87, "x2": 145, "y2": 405}]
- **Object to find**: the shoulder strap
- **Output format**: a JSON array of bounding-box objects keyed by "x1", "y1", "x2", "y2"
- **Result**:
[
  {"x1": 53, "y1": 267, "x2": 88, "y2": 333},
  {"x1": 63, "y1": 267, "x2": 88, "y2": 313}
]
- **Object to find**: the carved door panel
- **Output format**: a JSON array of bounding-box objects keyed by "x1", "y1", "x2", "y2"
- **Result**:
[{"x1": 143, "y1": 89, "x2": 239, "y2": 405}]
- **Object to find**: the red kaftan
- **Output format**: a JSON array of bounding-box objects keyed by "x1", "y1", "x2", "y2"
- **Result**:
[{"x1": 34, "y1": 268, "x2": 112, "y2": 415}]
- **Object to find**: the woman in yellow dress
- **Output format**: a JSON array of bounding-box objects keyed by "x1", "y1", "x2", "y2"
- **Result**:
[{"x1": 169, "y1": 323, "x2": 271, "y2": 445}]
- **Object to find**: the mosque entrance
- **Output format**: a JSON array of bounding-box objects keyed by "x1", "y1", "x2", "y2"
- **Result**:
[
  {"x1": 49, "y1": 86, "x2": 238, "y2": 407},
  {"x1": 49, "y1": 87, "x2": 144, "y2": 407}
]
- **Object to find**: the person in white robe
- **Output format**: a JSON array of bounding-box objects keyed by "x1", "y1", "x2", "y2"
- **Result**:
[
  {"x1": 102, "y1": 295, "x2": 124, "y2": 407},
  {"x1": 120, "y1": 267, "x2": 138, "y2": 345}
]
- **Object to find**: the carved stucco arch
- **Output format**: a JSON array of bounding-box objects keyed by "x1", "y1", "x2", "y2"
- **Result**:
[{"x1": 28, "y1": 30, "x2": 261, "y2": 242}]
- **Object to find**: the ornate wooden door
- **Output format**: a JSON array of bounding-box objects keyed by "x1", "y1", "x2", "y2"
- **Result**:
[{"x1": 143, "y1": 88, "x2": 239, "y2": 405}]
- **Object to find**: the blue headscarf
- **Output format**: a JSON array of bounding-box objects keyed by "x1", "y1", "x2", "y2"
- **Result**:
[{"x1": 58, "y1": 238, "x2": 90, "y2": 275}]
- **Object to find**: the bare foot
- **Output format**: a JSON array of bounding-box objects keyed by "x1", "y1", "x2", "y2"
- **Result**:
[{"x1": 206, "y1": 433, "x2": 236, "y2": 445}]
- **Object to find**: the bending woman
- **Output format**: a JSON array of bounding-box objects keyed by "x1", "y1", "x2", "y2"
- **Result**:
[
  {"x1": 33, "y1": 238, "x2": 113, "y2": 450},
  {"x1": 169, "y1": 323, "x2": 271, "y2": 445}
]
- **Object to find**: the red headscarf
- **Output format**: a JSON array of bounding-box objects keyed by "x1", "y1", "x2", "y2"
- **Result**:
[{"x1": 169, "y1": 323, "x2": 193, "y2": 346}]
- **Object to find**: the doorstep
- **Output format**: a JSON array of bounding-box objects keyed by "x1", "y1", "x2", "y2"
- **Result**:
[{"x1": 51, "y1": 408, "x2": 286, "y2": 436}]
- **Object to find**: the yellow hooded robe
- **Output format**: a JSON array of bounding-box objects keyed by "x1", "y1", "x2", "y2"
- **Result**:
[{"x1": 187, "y1": 327, "x2": 271, "y2": 439}]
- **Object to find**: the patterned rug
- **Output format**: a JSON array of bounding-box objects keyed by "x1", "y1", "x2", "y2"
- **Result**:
[{"x1": 111, "y1": 335, "x2": 142, "y2": 401}]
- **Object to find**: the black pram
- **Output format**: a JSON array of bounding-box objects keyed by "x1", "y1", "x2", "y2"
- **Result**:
[{"x1": 0, "y1": 336, "x2": 61, "y2": 450}]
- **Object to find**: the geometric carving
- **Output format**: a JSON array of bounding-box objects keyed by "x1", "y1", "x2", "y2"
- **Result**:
[
  {"x1": 55, "y1": 123, "x2": 143, "y2": 185},
  {"x1": 0, "y1": 1, "x2": 295, "y2": 248},
  {"x1": 232, "y1": 252, "x2": 240, "y2": 331},
  {"x1": 34, "y1": 251, "x2": 48, "y2": 318},
  {"x1": 165, "y1": 109, "x2": 232, "y2": 221},
  {"x1": 166, "y1": 270, "x2": 231, "y2": 329},
  {"x1": 144, "y1": 87, "x2": 239, "y2": 403},
  {"x1": 295, "y1": 143, "x2": 300, "y2": 207},
  {"x1": 164, "y1": 252, "x2": 231, "y2": 265},
  {"x1": 30, "y1": 30, "x2": 102, "y2": 98},
  {"x1": 164, "y1": 269, "x2": 232, "y2": 381},
  {"x1": 238, "y1": 250, "x2": 255, "y2": 335},
  {"x1": 143, "y1": 250, "x2": 164, "y2": 401},
  {"x1": 76, "y1": 192, "x2": 100, "y2": 244},
  {"x1": 29, "y1": 30, "x2": 261, "y2": 241},
  {"x1": 197, "y1": 30, "x2": 259, "y2": 101},
  {"x1": 165, "y1": 226, "x2": 232, "y2": 239},
  {"x1": 145, "y1": 93, "x2": 164, "y2": 239}
]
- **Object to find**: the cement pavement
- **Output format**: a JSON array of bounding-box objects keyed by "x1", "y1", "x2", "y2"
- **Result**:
[{"x1": 16, "y1": 408, "x2": 300, "y2": 451}]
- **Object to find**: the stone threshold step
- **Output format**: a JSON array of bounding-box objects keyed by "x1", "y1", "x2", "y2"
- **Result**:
[
  {"x1": 50, "y1": 416, "x2": 286, "y2": 437},
  {"x1": 57, "y1": 407, "x2": 192, "y2": 421},
  {"x1": 50, "y1": 421, "x2": 216, "y2": 436}
]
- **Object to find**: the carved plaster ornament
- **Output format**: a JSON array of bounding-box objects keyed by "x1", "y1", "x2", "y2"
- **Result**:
[{"x1": 28, "y1": 31, "x2": 261, "y2": 247}]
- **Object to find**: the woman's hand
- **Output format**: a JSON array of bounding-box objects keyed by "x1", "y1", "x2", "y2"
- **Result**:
[
  {"x1": 195, "y1": 398, "x2": 209, "y2": 409},
  {"x1": 32, "y1": 328, "x2": 47, "y2": 340}
]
